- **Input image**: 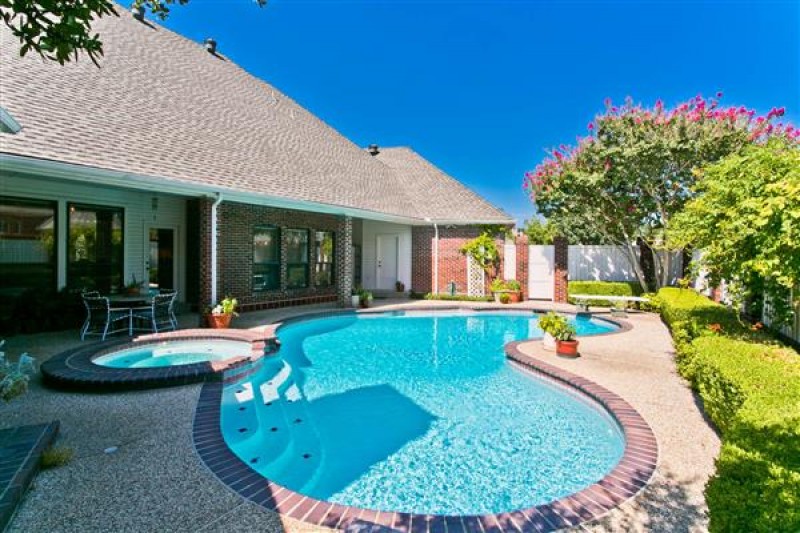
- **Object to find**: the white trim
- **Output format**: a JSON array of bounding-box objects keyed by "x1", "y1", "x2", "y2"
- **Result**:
[
  {"x1": 0, "y1": 107, "x2": 22, "y2": 133},
  {"x1": 0, "y1": 154, "x2": 514, "y2": 226}
]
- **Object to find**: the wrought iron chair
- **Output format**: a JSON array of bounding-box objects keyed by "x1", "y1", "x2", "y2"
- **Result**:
[
  {"x1": 132, "y1": 292, "x2": 177, "y2": 333},
  {"x1": 80, "y1": 296, "x2": 131, "y2": 341},
  {"x1": 159, "y1": 289, "x2": 179, "y2": 327}
]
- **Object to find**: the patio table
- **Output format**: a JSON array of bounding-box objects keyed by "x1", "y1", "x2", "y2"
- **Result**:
[{"x1": 105, "y1": 295, "x2": 153, "y2": 335}]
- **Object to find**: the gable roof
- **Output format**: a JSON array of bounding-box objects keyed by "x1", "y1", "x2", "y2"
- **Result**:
[
  {"x1": 374, "y1": 147, "x2": 511, "y2": 223},
  {"x1": 0, "y1": 7, "x2": 512, "y2": 225}
]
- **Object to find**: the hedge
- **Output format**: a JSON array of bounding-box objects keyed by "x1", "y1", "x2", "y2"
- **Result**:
[
  {"x1": 656, "y1": 288, "x2": 800, "y2": 532},
  {"x1": 422, "y1": 293, "x2": 493, "y2": 302},
  {"x1": 567, "y1": 281, "x2": 643, "y2": 307}
]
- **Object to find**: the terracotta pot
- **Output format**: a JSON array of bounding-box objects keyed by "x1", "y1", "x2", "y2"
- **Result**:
[
  {"x1": 508, "y1": 291, "x2": 521, "y2": 303},
  {"x1": 126, "y1": 287, "x2": 141, "y2": 296},
  {"x1": 556, "y1": 339, "x2": 580, "y2": 358},
  {"x1": 207, "y1": 313, "x2": 233, "y2": 329}
]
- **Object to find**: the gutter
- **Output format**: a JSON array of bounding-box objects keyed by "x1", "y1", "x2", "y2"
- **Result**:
[{"x1": 210, "y1": 193, "x2": 223, "y2": 305}]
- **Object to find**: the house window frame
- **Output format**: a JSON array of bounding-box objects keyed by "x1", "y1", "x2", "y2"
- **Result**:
[
  {"x1": 0, "y1": 195, "x2": 58, "y2": 292},
  {"x1": 285, "y1": 228, "x2": 310, "y2": 289},
  {"x1": 313, "y1": 230, "x2": 335, "y2": 288},
  {"x1": 66, "y1": 202, "x2": 125, "y2": 294},
  {"x1": 253, "y1": 225, "x2": 280, "y2": 292}
]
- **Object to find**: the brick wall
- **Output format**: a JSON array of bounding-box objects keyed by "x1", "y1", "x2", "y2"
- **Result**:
[
  {"x1": 515, "y1": 233, "x2": 530, "y2": 299},
  {"x1": 200, "y1": 201, "x2": 346, "y2": 312},
  {"x1": 554, "y1": 236, "x2": 569, "y2": 303},
  {"x1": 411, "y1": 226, "x2": 504, "y2": 295}
]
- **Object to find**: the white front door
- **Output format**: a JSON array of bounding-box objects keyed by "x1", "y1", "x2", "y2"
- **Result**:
[
  {"x1": 376, "y1": 234, "x2": 399, "y2": 290},
  {"x1": 528, "y1": 245, "x2": 555, "y2": 300}
]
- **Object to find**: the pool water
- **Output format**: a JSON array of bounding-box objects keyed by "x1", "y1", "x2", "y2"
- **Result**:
[
  {"x1": 221, "y1": 311, "x2": 624, "y2": 515},
  {"x1": 94, "y1": 339, "x2": 251, "y2": 368}
]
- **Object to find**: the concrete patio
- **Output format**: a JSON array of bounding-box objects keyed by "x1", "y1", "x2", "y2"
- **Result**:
[{"x1": 0, "y1": 300, "x2": 719, "y2": 532}]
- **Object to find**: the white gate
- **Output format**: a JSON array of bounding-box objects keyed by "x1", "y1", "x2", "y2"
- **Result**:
[
  {"x1": 528, "y1": 245, "x2": 554, "y2": 300},
  {"x1": 466, "y1": 255, "x2": 485, "y2": 297}
]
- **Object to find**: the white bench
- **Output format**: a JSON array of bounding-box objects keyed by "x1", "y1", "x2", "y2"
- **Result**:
[{"x1": 570, "y1": 294, "x2": 650, "y2": 316}]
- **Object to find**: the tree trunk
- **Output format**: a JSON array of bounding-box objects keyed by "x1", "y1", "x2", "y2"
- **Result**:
[{"x1": 623, "y1": 241, "x2": 650, "y2": 293}]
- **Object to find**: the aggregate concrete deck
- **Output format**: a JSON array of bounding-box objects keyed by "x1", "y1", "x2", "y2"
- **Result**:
[{"x1": 0, "y1": 300, "x2": 719, "y2": 532}]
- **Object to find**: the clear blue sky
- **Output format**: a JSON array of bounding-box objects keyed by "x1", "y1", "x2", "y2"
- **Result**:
[{"x1": 160, "y1": 0, "x2": 799, "y2": 225}]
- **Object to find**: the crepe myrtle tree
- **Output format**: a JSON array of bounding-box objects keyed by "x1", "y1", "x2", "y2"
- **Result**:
[
  {"x1": 668, "y1": 139, "x2": 800, "y2": 325},
  {"x1": 524, "y1": 94, "x2": 799, "y2": 292},
  {"x1": 0, "y1": 0, "x2": 266, "y2": 65}
]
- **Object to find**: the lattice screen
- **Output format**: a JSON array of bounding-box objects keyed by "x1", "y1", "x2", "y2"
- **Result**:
[{"x1": 466, "y1": 255, "x2": 485, "y2": 297}]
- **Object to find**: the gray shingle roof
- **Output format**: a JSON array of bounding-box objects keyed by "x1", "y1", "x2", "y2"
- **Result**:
[
  {"x1": 373, "y1": 147, "x2": 511, "y2": 223},
  {"x1": 0, "y1": 8, "x2": 511, "y2": 224}
]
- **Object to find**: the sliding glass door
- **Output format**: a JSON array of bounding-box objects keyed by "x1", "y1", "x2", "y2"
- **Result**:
[{"x1": 67, "y1": 204, "x2": 124, "y2": 294}]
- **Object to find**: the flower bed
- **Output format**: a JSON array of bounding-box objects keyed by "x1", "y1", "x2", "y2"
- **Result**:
[{"x1": 655, "y1": 288, "x2": 800, "y2": 532}]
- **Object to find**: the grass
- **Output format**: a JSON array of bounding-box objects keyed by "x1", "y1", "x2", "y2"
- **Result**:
[
  {"x1": 656, "y1": 288, "x2": 800, "y2": 532},
  {"x1": 40, "y1": 445, "x2": 74, "y2": 469}
]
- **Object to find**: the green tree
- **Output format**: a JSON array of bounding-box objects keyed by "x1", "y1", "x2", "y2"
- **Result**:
[
  {"x1": 525, "y1": 95, "x2": 798, "y2": 292},
  {"x1": 668, "y1": 139, "x2": 800, "y2": 325},
  {"x1": 0, "y1": 0, "x2": 265, "y2": 65},
  {"x1": 522, "y1": 218, "x2": 556, "y2": 244}
]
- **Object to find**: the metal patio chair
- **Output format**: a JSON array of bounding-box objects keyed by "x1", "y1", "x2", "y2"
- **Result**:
[
  {"x1": 132, "y1": 292, "x2": 177, "y2": 333},
  {"x1": 159, "y1": 289, "x2": 179, "y2": 327},
  {"x1": 80, "y1": 296, "x2": 131, "y2": 341}
]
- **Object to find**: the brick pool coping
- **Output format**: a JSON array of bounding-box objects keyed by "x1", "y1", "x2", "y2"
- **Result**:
[
  {"x1": 192, "y1": 307, "x2": 656, "y2": 532},
  {"x1": 0, "y1": 422, "x2": 60, "y2": 530},
  {"x1": 40, "y1": 329, "x2": 277, "y2": 391}
]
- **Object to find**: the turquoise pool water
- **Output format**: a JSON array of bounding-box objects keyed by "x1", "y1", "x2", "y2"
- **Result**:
[
  {"x1": 94, "y1": 339, "x2": 250, "y2": 368},
  {"x1": 220, "y1": 310, "x2": 624, "y2": 515}
]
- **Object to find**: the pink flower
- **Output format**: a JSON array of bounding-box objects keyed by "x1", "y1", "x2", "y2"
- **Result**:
[
  {"x1": 604, "y1": 97, "x2": 612, "y2": 107},
  {"x1": 587, "y1": 122, "x2": 595, "y2": 131},
  {"x1": 716, "y1": 91, "x2": 723, "y2": 98}
]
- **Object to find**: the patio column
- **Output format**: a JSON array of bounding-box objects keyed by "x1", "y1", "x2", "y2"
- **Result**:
[
  {"x1": 554, "y1": 236, "x2": 569, "y2": 303},
  {"x1": 336, "y1": 215, "x2": 354, "y2": 307},
  {"x1": 198, "y1": 197, "x2": 214, "y2": 311},
  {"x1": 515, "y1": 233, "x2": 529, "y2": 300}
]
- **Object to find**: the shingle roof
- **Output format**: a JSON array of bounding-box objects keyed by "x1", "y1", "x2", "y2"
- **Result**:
[
  {"x1": 374, "y1": 147, "x2": 511, "y2": 223},
  {"x1": 0, "y1": 7, "x2": 511, "y2": 224}
]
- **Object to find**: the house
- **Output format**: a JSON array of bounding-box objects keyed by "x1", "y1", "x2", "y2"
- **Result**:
[{"x1": 0, "y1": 9, "x2": 512, "y2": 319}]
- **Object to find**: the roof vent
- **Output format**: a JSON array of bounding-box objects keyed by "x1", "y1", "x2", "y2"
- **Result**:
[
  {"x1": 131, "y1": 3, "x2": 144, "y2": 21},
  {"x1": 367, "y1": 144, "x2": 380, "y2": 156},
  {"x1": 205, "y1": 38, "x2": 217, "y2": 54}
]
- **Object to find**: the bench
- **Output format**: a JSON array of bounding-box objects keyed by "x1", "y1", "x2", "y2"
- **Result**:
[{"x1": 570, "y1": 294, "x2": 650, "y2": 316}]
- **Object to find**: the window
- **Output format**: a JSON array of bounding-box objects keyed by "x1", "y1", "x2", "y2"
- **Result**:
[
  {"x1": 0, "y1": 197, "x2": 57, "y2": 294},
  {"x1": 286, "y1": 229, "x2": 309, "y2": 288},
  {"x1": 314, "y1": 231, "x2": 335, "y2": 287},
  {"x1": 253, "y1": 226, "x2": 280, "y2": 292},
  {"x1": 67, "y1": 204, "x2": 124, "y2": 293}
]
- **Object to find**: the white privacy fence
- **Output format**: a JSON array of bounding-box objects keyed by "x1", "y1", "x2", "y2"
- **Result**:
[{"x1": 568, "y1": 245, "x2": 683, "y2": 284}]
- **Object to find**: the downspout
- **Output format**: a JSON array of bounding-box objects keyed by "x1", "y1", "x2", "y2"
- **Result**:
[
  {"x1": 210, "y1": 193, "x2": 223, "y2": 305},
  {"x1": 432, "y1": 221, "x2": 440, "y2": 294}
]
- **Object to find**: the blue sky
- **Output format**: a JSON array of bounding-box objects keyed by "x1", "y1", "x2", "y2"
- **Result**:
[{"x1": 160, "y1": 0, "x2": 799, "y2": 225}]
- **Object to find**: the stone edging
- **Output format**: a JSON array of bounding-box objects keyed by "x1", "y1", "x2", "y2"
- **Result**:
[
  {"x1": 40, "y1": 329, "x2": 277, "y2": 391},
  {"x1": 0, "y1": 421, "x2": 60, "y2": 530},
  {"x1": 192, "y1": 310, "x2": 656, "y2": 532}
]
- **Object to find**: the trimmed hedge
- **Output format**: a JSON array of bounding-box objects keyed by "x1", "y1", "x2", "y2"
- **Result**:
[
  {"x1": 567, "y1": 281, "x2": 643, "y2": 307},
  {"x1": 656, "y1": 288, "x2": 800, "y2": 532}
]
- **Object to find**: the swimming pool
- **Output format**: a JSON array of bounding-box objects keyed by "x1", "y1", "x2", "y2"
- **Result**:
[
  {"x1": 220, "y1": 310, "x2": 625, "y2": 516},
  {"x1": 94, "y1": 339, "x2": 251, "y2": 368}
]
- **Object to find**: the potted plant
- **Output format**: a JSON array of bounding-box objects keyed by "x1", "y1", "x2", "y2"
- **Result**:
[
  {"x1": 554, "y1": 322, "x2": 579, "y2": 357},
  {"x1": 505, "y1": 279, "x2": 522, "y2": 303},
  {"x1": 351, "y1": 288, "x2": 361, "y2": 308},
  {"x1": 395, "y1": 280, "x2": 405, "y2": 293},
  {"x1": 499, "y1": 293, "x2": 511, "y2": 304},
  {"x1": 125, "y1": 274, "x2": 143, "y2": 296},
  {"x1": 490, "y1": 279, "x2": 522, "y2": 303},
  {"x1": 537, "y1": 311, "x2": 562, "y2": 351},
  {"x1": 207, "y1": 296, "x2": 238, "y2": 329},
  {"x1": 359, "y1": 289, "x2": 373, "y2": 308}
]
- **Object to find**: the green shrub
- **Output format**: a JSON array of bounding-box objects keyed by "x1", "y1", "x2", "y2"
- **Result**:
[
  {"x1": 422, "y1": 293, "x2": 492, "y2": 302},
  {"x1": 657, "y1": 288, "x2": 800, "y2": 531},
  {"x1": 567, "y1": 281, "x2": 643, "y2": 307}
]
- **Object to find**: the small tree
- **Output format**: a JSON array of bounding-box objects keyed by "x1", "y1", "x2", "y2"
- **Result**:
[
  {"x1": 524, "y1": 95, "x2": 798, "y2": 292},
  {"x1": 523, "y1": 218, "x2": 557, "y2": 245},
  {"x1": 0, "y1": 0, "x2": 266, "y2": 65},
  {"x1": 668, "y1": 139, "x2": 800, "y2": 325}
]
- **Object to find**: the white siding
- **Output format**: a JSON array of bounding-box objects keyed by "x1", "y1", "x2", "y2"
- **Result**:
[
  {"x1": 360, "y1": 220, "x2": 412, "y2": 291},
  {"x1": 1, "y1": 172, "x2": 188, "y2": 300}
]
